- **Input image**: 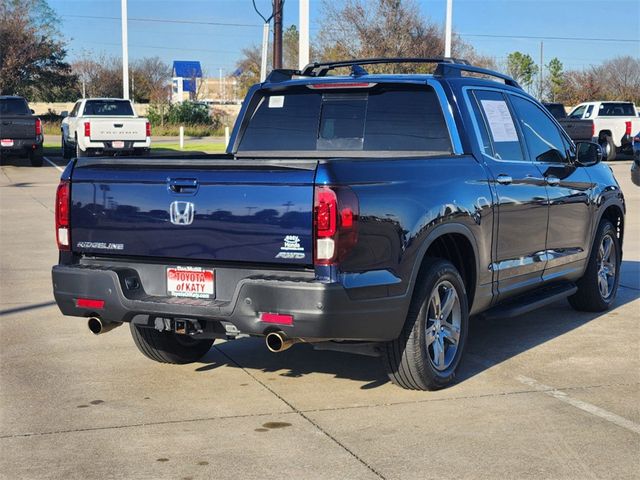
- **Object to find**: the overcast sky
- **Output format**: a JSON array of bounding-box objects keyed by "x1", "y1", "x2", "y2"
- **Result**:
[{"x1": 49, "y1": 0, "x2": 640, "y2": 75}]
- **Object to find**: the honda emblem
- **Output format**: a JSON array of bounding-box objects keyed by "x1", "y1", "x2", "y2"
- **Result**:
[{"x1": 169, "y1": 201, "x2": 195, "y2": 225}]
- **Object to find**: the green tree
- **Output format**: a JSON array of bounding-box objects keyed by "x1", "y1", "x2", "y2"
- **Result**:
[
  {"x1": 0, "y1": 0, "x2": 77, "y2": 100},
  {"x1": 506, "y1": 51, "x2": 539, "y2": 91},
  {"x1": 546, "y1": 57, "x2": 563, "y2": 102}
]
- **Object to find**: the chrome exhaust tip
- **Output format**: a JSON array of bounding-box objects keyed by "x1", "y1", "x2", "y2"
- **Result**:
[
  {"x1": 87, "y1": 317, "x2": 122, "y2": 335},
  {"x1": 265, "y1": 331, "x2": 295, "y2": 353}
]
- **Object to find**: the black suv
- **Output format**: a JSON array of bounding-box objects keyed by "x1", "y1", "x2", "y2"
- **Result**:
[{"x1": 0, "y1": 96, "x2": 44, "y2": 166}]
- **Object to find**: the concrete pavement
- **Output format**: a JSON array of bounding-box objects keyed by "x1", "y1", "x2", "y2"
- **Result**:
[{"x1": 1, "y1": 154, "x2": 638, "y2": 479}]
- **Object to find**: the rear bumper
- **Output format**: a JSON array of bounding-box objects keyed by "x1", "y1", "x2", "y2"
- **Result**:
[
  {"x1": 81, "y1": 138, "x2": 151, "y2": 154},
  {"x1": 0, "y1": 138, "x2": 43, "y2": 155},
  {"x1": 52, "y1": 263, "x2": 407, "y2": 341}
]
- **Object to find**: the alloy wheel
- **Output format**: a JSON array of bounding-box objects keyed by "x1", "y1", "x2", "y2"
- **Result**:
[{"x1": 425, "y1": 280, "x2": 461, "y2": 371}]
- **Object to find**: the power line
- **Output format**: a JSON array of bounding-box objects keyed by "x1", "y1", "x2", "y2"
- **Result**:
[
  {"x1": 62, "y1": 14, "x2": 262, "y2": 28},
  {"x1": 460, "y1": 33, "x2": 639, "y2": 43},
  {"x1": 78, "y1": 40, "x2": 238, "y2": 55}
]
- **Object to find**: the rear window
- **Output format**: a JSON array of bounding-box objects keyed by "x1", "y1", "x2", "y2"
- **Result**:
[
  {"x1": 0, "y1": 98, "x2": 30, "y2": 116},
  {"x1": 237, "y1": 85, "x2": 452, "y2": 156},
  {"x1": 83, "y1": 100, "x2": 134, "y2": 116},
  {"x1": 598, "y1": 103, "x2": 635, "y2": 116}
]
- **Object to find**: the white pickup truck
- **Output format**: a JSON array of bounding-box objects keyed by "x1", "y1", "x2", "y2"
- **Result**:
[
  {"x1": 61, "y1": 98, "x2": 151, "y2": 158},
  {"x1": 562, "y1": 101, "x2": 639, "y2": 160}
]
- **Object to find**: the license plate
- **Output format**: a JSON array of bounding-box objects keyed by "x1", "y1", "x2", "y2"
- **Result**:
[
  {"x1": 1, "y1": 139, "x2": 14, "y2": 147},
  {"x1": 112, "y1": 140, "x2": 125, "y2": 148},
  {"x1": 167, "y1": 267, "x2": 214, "y2": 299}
]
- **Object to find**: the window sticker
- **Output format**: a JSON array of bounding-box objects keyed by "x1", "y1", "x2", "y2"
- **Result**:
[
  {"x1": 480, "y1": 99, "x2": 519, "y2": 142},
  {"x1": 268, "y1": 95, "x2": 285, "y2": 108}
]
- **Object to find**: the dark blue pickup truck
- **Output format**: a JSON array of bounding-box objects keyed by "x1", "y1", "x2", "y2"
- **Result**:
[{"x1": 52, "y1": 59, "x2": 625, "y2": 390}]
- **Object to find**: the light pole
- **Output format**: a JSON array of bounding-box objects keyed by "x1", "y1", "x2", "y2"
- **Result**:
[
  {"x1": 444, "y1": 0, "x2": 453, "y2": 58},
  {"x1": 121, "y1": 0, "x2": 129, "y2": 99},
  {"x1": 299, "y1": 0, "x2": 309, "y2": 69}
]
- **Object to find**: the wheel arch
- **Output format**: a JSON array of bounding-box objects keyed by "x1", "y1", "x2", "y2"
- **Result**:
[{"x1": 410, "y1": 223, "x2": 480, "y2": 313}]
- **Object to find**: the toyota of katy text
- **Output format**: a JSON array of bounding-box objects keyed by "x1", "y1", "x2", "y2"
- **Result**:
[
  {"x1": 51, "y1": 58, "x2": 625, "y2": 390},
  {"x1": 60, "y1": 98, "x2": 151, "y2": 158}
]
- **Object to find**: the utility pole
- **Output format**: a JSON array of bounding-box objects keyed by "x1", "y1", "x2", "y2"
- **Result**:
[
  {"x1": 539, "y1": 41, "x2": 544, "y2": 100},
  {"x1": 444, "y1": 0, "x2": 453, "y2": 58},
  {"x1": 298, "y1": 0, "x2": 309, "y2": 69},
  {"x1": 121, "y1": 0, "x2": 129, "y2": 99},
  {"x1": 273, "y1": 0, "x2": 284, "y2": 69}
]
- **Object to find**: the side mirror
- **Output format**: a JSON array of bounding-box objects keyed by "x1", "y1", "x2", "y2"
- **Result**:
[
  {"x1": 61, "y1": 111, "x2": 69, "y2": 118},
  {"x1": 575, "y1": 141, "x2": 603, "y2": 166},
  {"x1": 30, "y1": 109, "x2": 35, "y2": 114}
]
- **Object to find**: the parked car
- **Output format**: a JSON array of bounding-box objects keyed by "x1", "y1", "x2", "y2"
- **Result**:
[
  {"x1": 51, "y1": 58, "x2": 625, "y2": 391},
  {"x1": 632, "y1": 132, "x2": 640, "y2": 186},
  {"x1": 61, "y1": 98, "x2": 151, "y2": 158},
  {"x1": 559, "y1": 101, "x2": 639, "y2": 161},
  {"x1": 0, "y1": 95, "x2": 43, "y2": 166},
  {"x1": 542, "y1": 102, "x2": 567, "y2": 120}
]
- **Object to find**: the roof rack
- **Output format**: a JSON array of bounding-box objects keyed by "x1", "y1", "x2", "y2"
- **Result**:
[{"x1": 264, "y1": 57, "x2": 522, "y2": 90}]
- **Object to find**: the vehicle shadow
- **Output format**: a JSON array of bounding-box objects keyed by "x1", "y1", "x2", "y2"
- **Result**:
[{"x1": 195, "y1": 260, "x2": 640, "y2": 390}]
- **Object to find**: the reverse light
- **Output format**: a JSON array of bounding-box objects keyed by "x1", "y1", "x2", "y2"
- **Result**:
[
  {"x1": 55, "y1": 180, "x2": 70, "y2": 250},
  {"x1": 76, "y1": 298, "x2": 105, "y2": 310},
  {"x1": 146, "y1": 121, "x2": 151, "y2": 137},
  {"x1": 35, "y1": 118, "x2": 42, "y2": 136},
  {"x1": 625, "y1": 121, "x2": 632, "y2": 136},
  {"x1": 313, "y1": 186, "x2": 359, "y2": 266},
  {"x1": 84, "y1": 122, "x2": 91, "y2": 137}
]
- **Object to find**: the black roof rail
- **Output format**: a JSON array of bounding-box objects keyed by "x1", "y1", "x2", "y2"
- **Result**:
[
  {"x1": 300, "y1": 57, "x2": 469, "y2": 77},
  {"x1": 434, "y1": 63, "x2": 522, "y2": 89},
  {"x1": 263, "y1": 57, "x2": 522, "y2": 90}
]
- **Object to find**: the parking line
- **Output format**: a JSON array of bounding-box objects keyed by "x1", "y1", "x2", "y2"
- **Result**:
[
  {"x1": 43, "y1": 156, "x2": 64, "y2": 173},
  {"x1": 515, "y1": 375, "x2": 640, "y2": 435}
]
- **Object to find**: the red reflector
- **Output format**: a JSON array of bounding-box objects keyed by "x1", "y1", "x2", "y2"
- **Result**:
[
  {"x1": 146, "y1": 121, "x2": 151, "y2": 137},
  {"x1": 308, "y1": 82, "x2": 375, "y2": 89},
  {"x1": 625, "y1": 121, "x2": 632, "y2": 136},
  {"x1": 76, "y1": 298, "x2": 105, "y2": 309},
  {"x1": 260, "y1": 313, "x2": 293, "y2": 325},
  {"x1": 35, "y1": 118, "x2": 42, "y2": 136},
  {"x1": 84, "y1": 122, "x2": 91, "y2": 137}
]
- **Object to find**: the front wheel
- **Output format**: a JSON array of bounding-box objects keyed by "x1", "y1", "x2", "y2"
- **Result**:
[
  {"x1": 569, "y1": 219, "x2": 621, "y2": 312},
  {"x1": 130, "y1": 322, "x2": 214, "y2": 364},
  {"x1": 383, "y1": 258, "x2": 469, "y2": 390}
]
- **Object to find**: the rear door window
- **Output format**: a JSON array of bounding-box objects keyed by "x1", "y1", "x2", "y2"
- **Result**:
[
  {"x1": 472, "y1": 90, "x2": 525, "y2": 161},
  {"x1": 237, "y1": 85, "x2": 452, "y2": 155}
]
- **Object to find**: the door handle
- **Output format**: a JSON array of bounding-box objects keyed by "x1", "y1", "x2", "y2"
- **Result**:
[
  {"x1": 168, "y1": 178, "x2": 198, "y2": 193},
  {"x1": 496, "y1": 174, "x2": 513, "y2": 185},
  {"x1": 545, "y1": 176, "x2": 560, "y2": 186}
]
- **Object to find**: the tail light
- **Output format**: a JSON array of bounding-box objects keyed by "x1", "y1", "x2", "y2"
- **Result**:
[
  {"x1": 314, "y1": 186, "x2": 358, "y2": 266},
  {"x1": 308, "y1": 82, "x2": 376, "y2": 90},
  {"x1": 145, "y1": 121, "x2": 151, "y2": 137},
  {"x1": 591, "y1": 122, "x2": 595, "y2": 138},
  {"x1": 84, "y1": 122, "x2": 91, "y2": 137},
  {"x1": 55, "y1": 180, "x2": 70, "y2": 250},
  {"x1": 625, "y1": 121, "x2": 632, "y2": 136},
  {"x1": 35, "y1": 118, "x2": 42, "y2": 136}
]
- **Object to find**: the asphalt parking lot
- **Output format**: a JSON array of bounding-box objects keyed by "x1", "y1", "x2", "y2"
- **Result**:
[{"x1": 1, "y1": 153, "x2": 638, "y2": 479}]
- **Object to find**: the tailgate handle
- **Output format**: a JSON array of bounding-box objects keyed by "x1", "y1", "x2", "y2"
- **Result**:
[
  {"x1": 168, "y1": 178, "x2": 198, "y2": 193},
  {"x1": 114, "y1": 123, "x2": 123, "y2": 128}
]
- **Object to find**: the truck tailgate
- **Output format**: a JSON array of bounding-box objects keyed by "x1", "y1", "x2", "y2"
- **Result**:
[
  {"x1": 88, "y1": 118, "x2": 147, "y2": 141},
  {"x1": 69, "y1": 157, "x2": 316, "y2": 265},
  {"x1": 559, "y1": 119, "x2": 593, "y2": 141},
  {"x1": 0, "y1": 116, "x2": 36, "y2": 140}
]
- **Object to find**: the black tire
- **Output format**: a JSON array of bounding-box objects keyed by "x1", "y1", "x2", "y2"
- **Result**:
[
  {"x1": 29, "y1": 151, "x2": 43, "y2": 167},
  {"x1": 600, "y1": 135, "x2": 617, "y2": 161},
  {"x1": 62, "y1": 136, "x2": 72, "y2": 159},
  {"x1": 383, "y1": 258, "x2": 469, "y2": 390},
  {"x1": 569, "y1": 220, "x2": 621, "y2": 312},
  {"x1": 130, "y1": 322, "x2": 214, "y2": 364}
]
